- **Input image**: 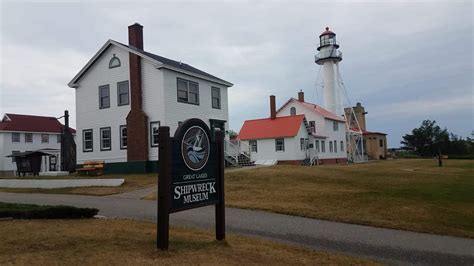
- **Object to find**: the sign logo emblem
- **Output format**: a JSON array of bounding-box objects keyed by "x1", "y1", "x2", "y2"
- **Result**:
[{"x1": 181, "y1": 126, "x2": 210, "y2": 171}]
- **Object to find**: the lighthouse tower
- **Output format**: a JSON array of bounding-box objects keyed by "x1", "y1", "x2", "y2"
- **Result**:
[
  {"x1": 315, "y1": 27, "x2": 343, "y2": 116},
  {"x1": 314, "y1": 27, "x2": 367, "y2": 163}
]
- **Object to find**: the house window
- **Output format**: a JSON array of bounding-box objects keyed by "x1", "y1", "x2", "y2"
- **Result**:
[
  {"x1": 275, "y1": 138, "x2": 285, "y2": 152},
  {"x1": 334, "y1": 140, "x2": 337, "y2": 153},
  {"x1": 57, "y1": 134, "x2": 61, "y2": 143},
  {"x1": 12, "y1": 133, "x2": 20, "y2": 143},
  {"x1": 117, "y1": 81, "x2": 130, "y2": 106},
  {"x1": 315, "y1": 140, "x2": 320, "y2": 152},
  {"x1": 41, "y1": 134, "x2": 49, "y2": 143},
  {"x1": 120, "y1": 125, "x2": 127, "y2": 149},
  {"x1": 150, "y1": 121, "x2": 160, "y2": 147},
  {"x1": 333, "y1": 121, "x2": 339, "y2": 131},
  {"x1": 309, "y1": 121, "x2": 315, "y2": 133},
  {"x1": 177, "y1": 78, "x2": 199, "y2": 105},
  {"x1": 109, "y1": 54, "x2": 121, "y2": 68},
  {"x1": 249, "y1": 140, "x2": 257, "y2": 153},
  {"x1": 340, "y1": 141, "x2": 344, "y2": 152},
  {"x1": 211, "y1": 87, "x2": 221, "y2": 109},
  {"x1": 11, "y1": 151, "x2": 20, "y2": 163},
  {"x1": 321, "y1": 140, "x2": 326, "y2": 152},
  {"x1": 329, "y1": 141, "x2": 333, "y2": 152},
  {"x1": 100, "y1": 127, "x2": 111, "y2": 151},
  {"x1": 25, "y1": 133, "x2": 33, "y2": 143},
  {"x1": 83, "y1": 129, "x2": 93, "y2": 152},
  {"x1": 99, "y1": 85, "x2": 110, "y2": 109},
  {"x1": 305, "y1": 138, "x2": 309, "y2": 149},
  {"x1": 178, "y1": 121, "x2": 183, "y2": 128},
  {"x1": 290, "y1": 107, "x2": 296, "y2": 116},
  {"x1": 300, "y1": 138, "x2": 305, "y2": 151},
  {"x1": 380, "y1": 139, "x2": 384, "y2": 147}
]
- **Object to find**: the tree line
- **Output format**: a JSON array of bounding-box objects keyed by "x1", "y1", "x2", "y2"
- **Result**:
[{"x1": 401, "y1": 120, "x2": 474, "y2": 157}]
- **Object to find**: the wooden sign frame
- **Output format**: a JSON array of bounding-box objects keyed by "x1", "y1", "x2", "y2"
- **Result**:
[{"x1": 157, "y1": 119, "x2": 225, "y2": 250}]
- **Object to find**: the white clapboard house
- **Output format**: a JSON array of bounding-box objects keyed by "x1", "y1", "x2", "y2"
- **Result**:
[
  {"x1": 68, "y1": 23, "x2": 233, "y2": 173},
  {"x1": 0, "y1": 113, "x2": 75, "y2": 176},
  {"x1": 238, "y1": 91, "x2": 347, "y2": 165}
]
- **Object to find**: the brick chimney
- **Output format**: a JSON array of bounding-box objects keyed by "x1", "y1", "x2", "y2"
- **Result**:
[
  {"x1": 298, "y1": 90, "x2": 304, "y2": 102},
  {"x1": 126, "y1": 23, "x2": 148, "y2": 165},
  {"x1": 270, "y1": 95, "x2": 276, "y2": 120},
  {"x1": 128, "y1": 23, "x2": 143, "y2": 50}
]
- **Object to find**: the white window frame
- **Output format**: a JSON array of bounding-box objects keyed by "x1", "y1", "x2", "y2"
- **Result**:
[
  {"x1": 12, "y1": 132, "x2": 20, "y2": 143},
  {"x1": 25, "y1": 133, "x2": 33, "y2": 143},
  {"x1": 99, "y1": 84, "x2": 110, "y2": 109},
  {"x1": 333, "y1": 121, "x2": 339, "y2": 131},
  {"x1": 150, "y1": 121, "x2": 160, "y2": 147},
  {"x1": 340, "y1": 141, "x2": 344, "y2": 152},
  {"x1": 249, "y1": 140, "x2": 257, "y2": 153},
  {"x1": 329, "y1": 141, "x2": 333, "y2": 153},
  {"x1": 177, "y1": 78, "x2": 199, "y2": 105},
  {"x1": 315, "y1": 140, "x2": 320, "y2": 152},
  {"x1": 290, "y1": 107, "x2": 296, "y2": 116},
  {"x1": 275, "y1": 138, "x2": 285, "y2": 152},
  {"x1": 117, "y1": 80, "x2": 130, "y2": 106},
  {"x1": 57, "y1": 134, "x2": 61, "y2": 144},
  {"x1": 100, "y1": 127, "x2": 111, "y2": 151},
  {"x1": 321, "y1": 140, "x2": 326, "y2": 153},
  {"x1": 309, "y1": 121, "x2": 316, "y2": 133},
  {"x1": 41, "y1": 134, "x2": 49, "y2": 143},
  {"x1": 83, "y1": 129, "x2": 93, "y2": 152},
  {"x1": 211, "y1": 87, "x2": 221, "y2": 109},
  {"x1": 120, "y1": 125, "x2": 127, "y2": 149}
]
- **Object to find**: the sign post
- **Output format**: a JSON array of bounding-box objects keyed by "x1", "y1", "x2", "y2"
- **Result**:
[
  {"x1": 157, "y1": 118, "x2": 225, "y2": 250},
  {"x1": 215, "y1": 130, "x2": 225, "y2": 240}
]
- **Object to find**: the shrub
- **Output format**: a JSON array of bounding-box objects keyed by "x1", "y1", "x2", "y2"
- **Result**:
[{"x1": 0, "y1": 202, "x2": 99, "y2": 219}]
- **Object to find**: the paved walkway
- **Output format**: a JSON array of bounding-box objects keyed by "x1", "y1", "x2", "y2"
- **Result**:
[{"x1": 0, "y1": 192, "x2": 473, "y2": 265}]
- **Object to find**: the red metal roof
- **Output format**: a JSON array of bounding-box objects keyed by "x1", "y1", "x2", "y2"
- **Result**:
[
  {"x1": 0, "y1": 113, "x2": 76, "y2": 133},
  {"x1": 238, "y1": 115, "x2": 305, "y2": 140},
  {"x1": 320, "y1": 27, "x2": 335, "y2": 37},
  {"x1": 276, "y1": 98, "x2": 345, "y2": 122}
]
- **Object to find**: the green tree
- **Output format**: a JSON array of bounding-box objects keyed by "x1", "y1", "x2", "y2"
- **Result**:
[
  {"x1": 227, "y1": 129, "x2": 238, "y2": 139},
  {"x1": 401, "y1": 120, "x2": 449, "y2": 156}
]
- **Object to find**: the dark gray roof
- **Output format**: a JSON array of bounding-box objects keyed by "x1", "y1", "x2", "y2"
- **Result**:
[{"x1": 116, "y1": 41, "x2": 231, "y2": 85}]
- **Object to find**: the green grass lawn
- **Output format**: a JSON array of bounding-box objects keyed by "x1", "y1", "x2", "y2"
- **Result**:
[
  {"x1": 0, "y1": 219, "x2": 375, "y2": 265},
  {"x1": 2, "y1": 159, "x2": 472, "y2": 238},
  {"x1": 224, "y1": 159, "x2": 474, "y2": 238}
]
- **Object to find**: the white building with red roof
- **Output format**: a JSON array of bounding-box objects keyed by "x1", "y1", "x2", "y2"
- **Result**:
[
  {"x1": 0, "y1": 113, "x2": 75, "y2": 175},
  {"x1": 238, "y1": 91, "x2": 347, "y2": 165}
]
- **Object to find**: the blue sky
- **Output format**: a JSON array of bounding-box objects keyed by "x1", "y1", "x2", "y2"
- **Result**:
[{"x1": 0, "y1": 0, "x2": 472, "y2": 148}]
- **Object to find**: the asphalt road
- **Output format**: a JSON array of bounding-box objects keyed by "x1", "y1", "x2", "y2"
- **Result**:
[{"x1": 1, "y1": 192, "x2": 473, "y2": 265}]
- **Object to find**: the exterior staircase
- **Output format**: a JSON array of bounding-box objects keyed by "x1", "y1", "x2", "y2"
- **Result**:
[{"x1": 224, "y1": 140, "x2": 254, "y2": 167}]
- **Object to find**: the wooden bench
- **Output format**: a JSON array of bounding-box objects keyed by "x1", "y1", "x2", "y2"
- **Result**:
[{"x1": 76, "y1": 160, "x2": 105, "y2": 176}]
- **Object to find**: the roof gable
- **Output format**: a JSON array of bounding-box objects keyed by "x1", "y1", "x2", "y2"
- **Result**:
[
  {"x1": 0, "y1": 113, "x2": 76, "y2": 133},
  {"x1": 276, "y1": 98, "x2": 345, "y2": 122},
  {"x1": 68, "y1": 40, "x2": 233, "y2": 88},
  {"x1": 238, "y1": 115, "x2": 307, "y2": 140}
]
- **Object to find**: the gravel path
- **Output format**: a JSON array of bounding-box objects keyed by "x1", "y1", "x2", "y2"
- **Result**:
[{"x1": 1, "y1": 192, "x2": 472, "y2": 265}]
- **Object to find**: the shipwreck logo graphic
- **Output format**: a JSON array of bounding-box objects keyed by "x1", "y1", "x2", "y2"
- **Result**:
[{"x1": 181, "y1": 126, "x2": 210, "y2": 171}]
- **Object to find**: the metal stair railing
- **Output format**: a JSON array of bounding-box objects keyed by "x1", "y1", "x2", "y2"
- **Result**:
[{"x1": 224, "y1": 139, "x2": 252, "y2": 166}]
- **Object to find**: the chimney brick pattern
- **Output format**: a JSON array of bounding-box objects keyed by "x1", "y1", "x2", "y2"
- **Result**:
[
  {"x1": 298, "y1": 91, "x2": 305, "y2": 102},
  {"x1": 126, "y1": 23, "x2": 148, "y2": 162},
  {"x1": 270, "y1": 95, "x2": 276, "y2": 120}
]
